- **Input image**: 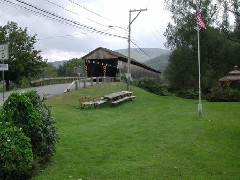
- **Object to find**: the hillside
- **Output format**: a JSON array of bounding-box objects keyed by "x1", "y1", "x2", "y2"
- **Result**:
[
  {"x1": 144, "y1": 52, "x2": 171, "y2": 71},
  {"x1": 49, "y1": 60, "x2": 68, "y2": 68},
  {"x1": 115, "y1": 48, "x2": 170, "y2": 62}
]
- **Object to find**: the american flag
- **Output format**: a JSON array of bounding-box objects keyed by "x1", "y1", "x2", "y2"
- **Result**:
[{"x1": 196, "y1": 11, "x2": 206, "y2": 29}]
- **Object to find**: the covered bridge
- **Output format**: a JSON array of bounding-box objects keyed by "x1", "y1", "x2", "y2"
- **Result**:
[{"x1": 82, "y1": 47, "x2": 161, "y2": 81}]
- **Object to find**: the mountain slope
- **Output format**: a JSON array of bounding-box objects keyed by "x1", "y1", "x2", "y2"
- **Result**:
[
  {"x1": 49, "y1": 60, "x2": 68, "y2": 68},
  {"x1": 144, "y1": 52, "x2": 171, "y2": 71},
  {"x1": 115, "y1": 48, "x2": 170, "y2": 62}
]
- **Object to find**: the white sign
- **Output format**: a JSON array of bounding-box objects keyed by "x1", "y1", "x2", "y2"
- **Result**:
[
  {"x1": 0, "y1": 64, "x2": 8, "y2": 71},
  {"x1": 0, "y1": 44, "x2": 8, "y2": 60}
]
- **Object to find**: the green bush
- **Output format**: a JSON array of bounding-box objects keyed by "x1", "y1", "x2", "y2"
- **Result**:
[
  {"x1": 175, "y1": 89, "x2": 199, "y2": 99},
  {"x1": 206, "y1": 84, "x2": 240, "y2": 102},
  {"x1": 24, "y1": 91, "x2": 58, "y2": 162},
  {"x1": 0, "y1": 121, "x2": 33, "y2": 180},
  {"x1": 134, "y1": 77, "x2": 168, "y2": 96},
  {"x1": 229, "y1": 88, "x2": 240, "y2": 101},
  {"x1": 2, "y1": 92, "x2": 41, "y2": 139},
  {"x1": 2, "y1": 91, "x2": 58, "y2": 163}
]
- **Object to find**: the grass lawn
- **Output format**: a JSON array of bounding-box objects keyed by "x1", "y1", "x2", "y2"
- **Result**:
[{"x1": 34, "y1": 82, "x2": 240, "y2": 180}]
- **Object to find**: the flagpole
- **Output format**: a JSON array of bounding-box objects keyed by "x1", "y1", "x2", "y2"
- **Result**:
[{"x1": 196, "y1": 26, "x2": 202, "y2": 117}]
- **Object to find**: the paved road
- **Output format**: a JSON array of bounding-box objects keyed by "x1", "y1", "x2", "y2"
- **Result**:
[{"x1": 0, "y1": 82, "x2": 95, "y2": 105}]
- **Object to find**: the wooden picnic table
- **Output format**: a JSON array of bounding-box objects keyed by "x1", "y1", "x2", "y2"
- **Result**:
[{"x1": 104, "y1": 91, "x2": 135, "y2": 105}]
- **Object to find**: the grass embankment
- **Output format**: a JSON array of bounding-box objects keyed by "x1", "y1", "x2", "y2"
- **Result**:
[{"x1": 35, "y1": 82, "x2": 240, "y2": 179}]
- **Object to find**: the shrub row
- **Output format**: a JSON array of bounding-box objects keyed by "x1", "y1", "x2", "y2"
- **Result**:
[
  {"x1": 134, "y1": 77, "x2": 169, "y2": 96},
  {"x1": 174, "y1": 89, "x2": 199, "y2": 99},
  {"x1": 0, "y1": 91, "x2": 58, "y2": 179},
  {"x1": 206, "y1": 85, "x2": 240, "y2": 102}
]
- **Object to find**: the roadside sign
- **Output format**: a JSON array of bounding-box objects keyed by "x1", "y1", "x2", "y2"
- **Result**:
[
  {"x1": 0, "y1": 64, "x2": 8, "y2": 71},
  {"x1": 0, "y1": 44, "x2": 8, "y2": 60}
]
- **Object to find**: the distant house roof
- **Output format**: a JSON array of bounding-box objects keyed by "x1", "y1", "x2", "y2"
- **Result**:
[
  {"x1": 82, "y1": 47, "x2": 160, "y2": 74},
  {"x1": 219, "y1": 65, "x2": 240, "y2": 82}
]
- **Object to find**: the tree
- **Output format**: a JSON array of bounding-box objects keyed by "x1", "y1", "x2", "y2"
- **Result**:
[
  {"x1": 218, "y1": 0, "x2": 240, "y2": 43},
  {"x1": 43, "y1": 63, "x2": 58, "y2": 78},
  {"x1": 58, "y1": 58, "x2": 84, "y2": 77},
  {"x1": 0, "y1": 21, "x2": 46, "y2": 91},
  {"x1": 164, "y1": 0, "x2": 240, "y2": 94}
]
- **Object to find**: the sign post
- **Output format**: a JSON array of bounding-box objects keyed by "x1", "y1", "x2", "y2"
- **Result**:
[{"x1": 0, "y1": 44, "x2": 9, "y2": 101}]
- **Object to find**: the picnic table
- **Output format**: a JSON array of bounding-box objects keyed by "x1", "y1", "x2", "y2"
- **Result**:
[{"x1": 104, "y1": 91, "x2": 135, "y2": 105}]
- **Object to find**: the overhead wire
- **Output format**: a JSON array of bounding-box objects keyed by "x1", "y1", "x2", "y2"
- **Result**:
[
  {"x1": 0, "y1": 0, "x2": 161, "y2": 60},
  {"x1": 0, "y1": 0, "x2": 127, "y2": 39},
  {"x1": 66, "y1": 0, "x2": 110, "y2": 21},
  {"x1": 37, "y1": 33, "x2": 87, "y2": 40},
  {"x1": 130, "y1": 38, "x2": 153, "y2": 59},
  {"x1": 43, "y1": 0, "x2": 110, "y2": 28},
  {"x1": 0, "y1": 0, "x2": 85, "y2": 30}
]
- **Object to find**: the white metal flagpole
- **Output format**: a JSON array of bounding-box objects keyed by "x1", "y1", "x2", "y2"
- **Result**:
[
  {"x1": 197, "y1": 26, "x2": 202, "y2": 117},
  {"x1": 195, "y1": 5, "x2": 206, "y2": 117}
]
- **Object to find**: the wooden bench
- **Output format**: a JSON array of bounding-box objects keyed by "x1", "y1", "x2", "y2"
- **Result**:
[
  {"x1": 79, "y1": 96, "x2": 94, "y2": 109},
  {"x1": 79, "y1": 96, "x2": 106, "y2": 109},
  {"x1": 93, "y1": 97, "x2": 106, "y2": 107}
]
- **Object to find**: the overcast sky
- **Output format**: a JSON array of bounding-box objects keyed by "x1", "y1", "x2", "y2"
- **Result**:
[{"x1": 0, "y1": 0, "x2": 172, "y2": 62}]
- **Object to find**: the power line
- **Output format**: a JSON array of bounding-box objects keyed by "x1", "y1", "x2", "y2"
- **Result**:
[
  {"x1": 0, "y1": 0, "x2": 127, "y2": 39},
  {"x1": 0, "y1": 0, "x2": 93, "y2": 33},
  {"x1": 66, "y1": 0, "x2": 110, "y2": 21},
  {"x1": 37, "y1": 33, "x2": 87, "y2": 40},
  {"x1": 130, "y1": 39, "x2": 153, "y2": 59},
  {"x1": 43, "y1": 0, "x2": 109, "y2": 28}
]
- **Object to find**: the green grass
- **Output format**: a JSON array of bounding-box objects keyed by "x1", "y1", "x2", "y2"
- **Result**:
[{"x1": 34, "y1": 82, "x2": 240, "y2": 180}]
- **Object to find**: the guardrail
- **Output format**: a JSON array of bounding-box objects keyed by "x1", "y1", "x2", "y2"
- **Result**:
[{"x1": 30, "y1": 76, "x2": 116, "y2": 87}]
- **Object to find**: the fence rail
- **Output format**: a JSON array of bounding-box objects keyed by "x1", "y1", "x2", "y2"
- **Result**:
[{"x1": 30, "y1": 76, "x2": 116, "y2": 87}]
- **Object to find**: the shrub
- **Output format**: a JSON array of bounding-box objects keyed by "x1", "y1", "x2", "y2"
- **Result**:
[
  {"x1": 206, "y1": 84, "x2": 240, "y2": 102},
  {"x1": 24, "y1": 91, "x2": 58, "y2": 162},
  {"x1": 116, "y1": 74, "x2": 126, "y2": 82},
  {"x1": 2, "y1": 92, "x2": 41, "y2": 139},
  {"x1": 0, "y1": 121, "x2": 33, "y2": 180},
  {"x1": 175, "y1": 89, "x2": 199, "y2": 99},
  {"x1": 135, "y1": 77, "x2": 169, "y2": 96},
  {"x1": 229, "y1": 88, "x2": 240, "y2": 101},
  {"x1": 2, "y1": 91, "x2": 58, "y2": 163}
]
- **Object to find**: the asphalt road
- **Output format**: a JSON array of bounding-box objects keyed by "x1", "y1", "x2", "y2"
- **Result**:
[{"x1": 0, "y1": 82, "x2": 94, "y2": 106}]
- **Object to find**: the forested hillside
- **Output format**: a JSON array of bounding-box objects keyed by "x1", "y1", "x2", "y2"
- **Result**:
[
  {"x1": 144, "y1": 52, "x2": 171, "y2": 71},
  {"x1": 115, "y1": 48, "x2": 170, "y2": 62}
]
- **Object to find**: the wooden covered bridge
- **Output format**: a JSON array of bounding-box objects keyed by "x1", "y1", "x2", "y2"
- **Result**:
[{"x1": 82, "y1": 47, "x2": 161, "y2": 82}]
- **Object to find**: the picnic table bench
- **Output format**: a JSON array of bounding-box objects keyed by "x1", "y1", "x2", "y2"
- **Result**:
[
  {"x1": 104, "y1": 91, "x2": 135, "y2": 105},
  {"x1": 79, "y1": 96, "x2": 106, "y2": 109}
]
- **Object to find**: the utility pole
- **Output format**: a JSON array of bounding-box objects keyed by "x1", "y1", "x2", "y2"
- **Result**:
[{"x1": 127, "y1": 8, "x2": 147, "y2": 91}]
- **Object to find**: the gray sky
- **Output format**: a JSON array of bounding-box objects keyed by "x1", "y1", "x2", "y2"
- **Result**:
[{"x1": 0, "y1": 0, "x2": 172, "y2": 62}]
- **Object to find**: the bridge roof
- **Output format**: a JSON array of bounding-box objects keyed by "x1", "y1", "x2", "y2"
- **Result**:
[{"x1": 82, "y1": 47, "x2": 161, "y2": 74}]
